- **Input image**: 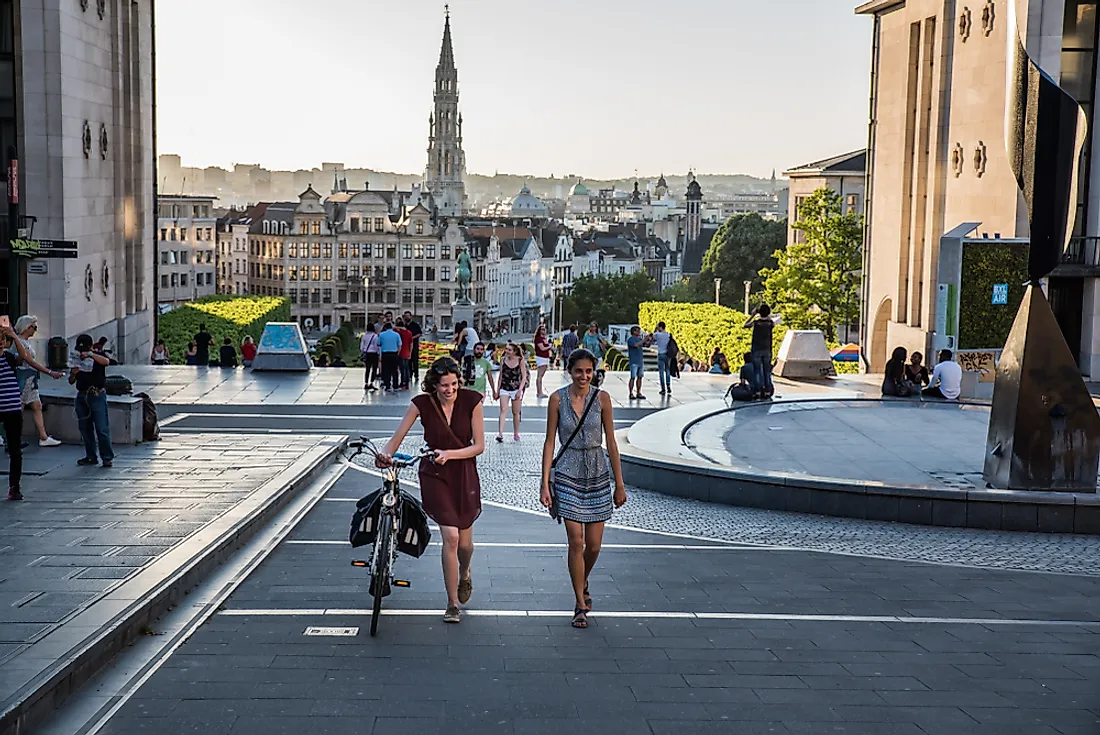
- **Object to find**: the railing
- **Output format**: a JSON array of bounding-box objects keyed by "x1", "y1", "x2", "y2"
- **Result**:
[{"x1": 1061, "y1": 237, "x2": 1100, "y2": 267}]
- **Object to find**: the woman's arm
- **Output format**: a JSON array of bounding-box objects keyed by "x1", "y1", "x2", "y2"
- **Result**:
[
  {"x1": 601, "y1": 391, "x2": 627, "y2": 507},
  {"x1": 379, "y1": 402, "x2": 421, "y2": 465},
  {"x1": 540, "y1": 392, "x2": 560, "y2": 503},
  {"x1": 12, "y1": 340, "x2": 60, "y2": 378},
  {"x1": 438, "y1": 398, "x2": 485, "y2": 463}
]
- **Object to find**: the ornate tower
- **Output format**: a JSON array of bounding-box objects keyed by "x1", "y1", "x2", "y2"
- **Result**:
[
  {"x1": 425, "y1": 6, "x2": 467, "y2": 218},
  {"x1": 685, "y1": 170, "x2": 703, "y2": 241}
]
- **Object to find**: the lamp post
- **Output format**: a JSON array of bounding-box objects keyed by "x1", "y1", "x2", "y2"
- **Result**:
[
  {"x1": 743, "y1": 280, "x2": 752, "y2": 315},
  {"x1": 714, "y1": 277, "x2": 722, "y2": 306},
  {"x1": 363, "y1": 274, "x2": 371, "y2": 331}
]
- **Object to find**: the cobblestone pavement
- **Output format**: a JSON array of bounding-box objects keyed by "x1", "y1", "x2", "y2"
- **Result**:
[
  {"x1": 84, "y1": 468, "x2": 1100, "y2": 735},
  {"x1": 472, "y1": 437, "x2": 1100, "y2": 578},
  {"x1": 0, "y1": 433, "x2": 339, "y2": 716}
]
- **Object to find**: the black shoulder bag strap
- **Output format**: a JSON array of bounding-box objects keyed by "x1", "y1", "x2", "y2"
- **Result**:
[{"x1": 548, "y1": 389, "x2": 600, "y2": 523}]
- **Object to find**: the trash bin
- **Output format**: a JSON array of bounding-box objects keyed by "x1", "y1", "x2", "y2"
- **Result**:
[{"x1": 47, "y1": 336, "x2": 68, "y2": 370}]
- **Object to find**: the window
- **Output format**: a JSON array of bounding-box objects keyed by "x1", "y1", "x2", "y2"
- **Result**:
[
  {"x1": 375, "y1": 244, "x2": 385, "y2": 258},
  {"x1": 350, "y1": 265, "x2": 361, "y2": 279},
  {"x1": 323, "y1": 289, "x2": 332, "y2": 304},
  {"x1": 181, "y1": 273, "x2": 189, "y2": 287},
  {"x1": 205, "y1": 228, "x2": 213, "y2": 241},
  {"x1": 311, "y1": 266, "x2": 321, "y2": 281},
  {"x1": 402, "y1": 288, "x2": 412, "y2": 303},
  {"x1": 426, "y1": 289, "x2": 435, "y2": 304},
  {"x1": 846, "y1": 194, "x2": 859, "y2": 213},
  {"x1": 289, "y1": 266, "x2": 298, "y2": 281},
  {"x1": 323, "y1": 243, "x2": 332, "y2": 259},
  {"x1": 351, "y1": 244, "x2": 360, "y2": 258},
  {"x1": 374, "y1": 217, "x2": 384, "y2": 232},
  {"x1": 386, "y1": 266, "x2": 397, "y2": 281},
  {"x1": 311, "y1": 243, "x2": 321, "y2": 258},
  {"x1": 289, "y1": 289, "x2": 298, "y2": 304},
  {"x1": 311, "y1": 288, "x2": 321, "y2": 304},
  {"x1": 351, "y1": 291, "x2": 361, "y2": 304},
  {"x1": 426, "y1": 244, "x2": 436, "y2": 259},
  {"x1": 415, "y1": 244, "x2": 424, "y2": 259},
  {"x1": 338, "y1": 289, "x2": 348, "y2": 304},
  {"x1": 160, "y1": 228, "x2": 167, "y2": 241},
  {"x1": 323, "y1": 266, "x2": 332, "y2": 281},
  {"x1": 350, "y1": 217, "x2": 360, "y2": 233},
  {"x1": 403, "y1": 244, "x2": 413, "y2": 259},
  {"x1": 416, "y1": 222, "x2": 424, "y2": 235},
  {"x1": 441, "y1": 267, "x2": 451, "y2": 281},
  {"x1": 180, "y1": 251, "x2": 189, "y2": 265},
  {"x1": 414, "y1": 266, "x2": 424, "y2": 281},
  {"x1": 441, "y1": 245, "x2": 451, "y2": 259},
  {"x1": 414, "y1": 288, "x2": 424, "y2": 304},
  {"x1": 311, "y1": 221, "x2": 321, "y2": 236},
  {"x1": 386, "y1": 245, "x2": 396, "y2": 259},
  {"x1": 402, "y1": 266, "x2": 413, "y2": 280},
  {"x1": 170, "y1": 229, "x2": 176, "y2": 241},
  {"x1": 339, "y1": 243, "x2": 348, "y2": 259},
  {"x1": 387, "y1": 289, "x2": 397, "y2": 303},
  {"x1": 299, "y1": 247, "x2": 309, "y2": 260},
  {"x1": 288, "y1": 243, "x2": 298, "y2": 258},
  {"x1": 180, "y1": 229, "x2": 187, "y2": 242},
  {"x1": 338, "y1": 266, "x2": 348, "y2": 281},
  {"x1": 160, "y1": 274, "x2": 168, "y2": 288},
  {"x1": 300, "y1": 222, "x2": 309, "y2": 235},
  {"x1": 440, "y1": 288, "x2": 450, "y2": 303},
  {"x1": 426, "y1": 267, "x2": 436, "y2": 281},
  {"x1": 160, "y1": 251, "x2": 169, "y2": 265},
  {"x1": 171, "y1": 273, "x2": 179, "y2": 287}
]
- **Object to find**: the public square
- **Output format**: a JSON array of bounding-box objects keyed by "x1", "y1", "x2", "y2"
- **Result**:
[{"x1": 0, "y1": 368, "x2": 1093, "y2": 735}]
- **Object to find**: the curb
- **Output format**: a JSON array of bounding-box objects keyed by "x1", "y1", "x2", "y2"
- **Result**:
[{"x1": 0, "y1": 437, "x2": 345, "y2": 735}]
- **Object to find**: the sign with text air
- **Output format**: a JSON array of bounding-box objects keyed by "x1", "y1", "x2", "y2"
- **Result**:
[{"x1": 9, "y1": 238, "x2": 78, "y2": 258}]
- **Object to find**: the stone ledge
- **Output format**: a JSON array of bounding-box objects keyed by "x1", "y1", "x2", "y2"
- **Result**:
[{"x1": 26, "y1": 394, "x2": 143, "y2": 446}]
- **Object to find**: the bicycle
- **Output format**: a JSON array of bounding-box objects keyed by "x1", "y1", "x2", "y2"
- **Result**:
[{"x1": 343, "y1": 438, "x2": 436, "y2": 636}]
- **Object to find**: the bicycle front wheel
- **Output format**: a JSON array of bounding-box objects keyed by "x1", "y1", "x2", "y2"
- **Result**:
[{"x1": 370, "y1": 513, "x2": 393, "y2": 637}]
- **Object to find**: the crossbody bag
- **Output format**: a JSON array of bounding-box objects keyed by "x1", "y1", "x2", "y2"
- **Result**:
[{"x1": 548, "y1": 389, "x2": 600, "y2": 524}]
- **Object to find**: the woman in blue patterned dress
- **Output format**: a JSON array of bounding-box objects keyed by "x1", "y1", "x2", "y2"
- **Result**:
[{"x1": 540, "y1": 348, "x2": 627, "y2": 628}]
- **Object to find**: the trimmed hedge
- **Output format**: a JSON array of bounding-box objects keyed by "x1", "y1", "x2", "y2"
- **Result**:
[
  {"x1": 158, "y1": 296, "x2": 290, "y2": 365},
  {"x1": 638, "y1": 302, "x2": 788, "y2": 366}
]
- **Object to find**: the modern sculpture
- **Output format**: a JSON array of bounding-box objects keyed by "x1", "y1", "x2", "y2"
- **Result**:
[{"x1": 983, "y1": 1, "x2": 1100, "y2": 490}]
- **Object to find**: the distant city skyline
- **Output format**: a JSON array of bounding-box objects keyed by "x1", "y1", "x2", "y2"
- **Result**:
[{"x1": 154, "y1": 0, "x2": 870, "y2": 180}]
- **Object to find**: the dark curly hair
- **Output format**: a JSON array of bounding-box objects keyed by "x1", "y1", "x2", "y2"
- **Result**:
[{"x1": 422, "y1": 356, "x2": 463, "y2": 394}]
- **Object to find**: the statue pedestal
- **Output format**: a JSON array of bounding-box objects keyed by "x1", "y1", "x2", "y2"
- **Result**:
[
  {"x1": 983, "y1": 285, "x2": 1100, "y2": 491},
  {"x1": 452, "y1": 303, "x2": 475, "y2": 331}
]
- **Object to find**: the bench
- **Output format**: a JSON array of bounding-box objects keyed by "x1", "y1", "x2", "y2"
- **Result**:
[{"x1": 25, "y1": 393, "x2": 145, "y2": 445}]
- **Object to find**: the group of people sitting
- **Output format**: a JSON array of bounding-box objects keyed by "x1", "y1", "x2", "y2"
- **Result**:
[{"x1": 882, "y1": 347, "x2": 962, "y2": 400}]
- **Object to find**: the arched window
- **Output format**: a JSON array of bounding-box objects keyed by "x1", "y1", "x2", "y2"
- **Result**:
[{"x1": 262, "y1": 221, "x2": 269, "y2": 235}]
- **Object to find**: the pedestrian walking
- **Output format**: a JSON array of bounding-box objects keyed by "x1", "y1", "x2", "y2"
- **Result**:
[
  {"x1": 744, "y1": 304, "x2": 780, "y2": 399},
  {"x1": 539, "y1": 348, "x2": 627, "y2": 629},
  {"x1": 219, "y1": 338, "x2": 238, "y2": 368},
  {"x1": 495, "y1": 342, "x2": 528, "y2": 443},
  {"x1": 533, "y1": 324, "x2": 552, "y2": 397},
  {"x1": 403, "y1": 311, "x2": 423, "y2": 384},
  {"x1": 241, "y1": 336, "x2": 257, "y2": 368},
  {"x1": 377, "y1": 357, "x2": 485, "y2": 623},
  {"x1": 649, "y1": 321, "x2": 673, "y2": 395},
  {"x1": 150, "y1": 339, "x2": 170, "y2": 366},
  {"x1": 360, "y1": 324, "x2": 381, "y2": 391},
  {"x1": 627, "y1": 325, "x2": 646, "y2": 399},
  {"x1": 193, "y1": 323, "x2": 213, "y2": 367},
  {"x1": 462, "y1": 321, "x2": 480, "y2": 384},
  {"x1": 560, "y1": 325, "x2": 579, "y2": 371},
  {"x1": 12, "y1": 316, "x2": 64, "y2": 447},
  {"x1": 469, "y1": 342, "x2": 496, "y2": 401},
  {"x1": 70, "y1": 334, "x2": 114, "y2": 468},
  {"x1": 396, "y1": 321, "x2": 413, "y2": 390},
  {"x1": 378, "y1": 322, "x2": 402, "y2": 391},
  {"x1": 1, "y1": 321, "x2": 37, "y2": 500}
]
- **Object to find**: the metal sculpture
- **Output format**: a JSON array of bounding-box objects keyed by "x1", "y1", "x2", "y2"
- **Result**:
[
  {"x1": 454, "y1": 246, "x2": 473, "y2": 306},
  {"x1": 983, "y1": 1, "x2": 1100, "y2": 490}
]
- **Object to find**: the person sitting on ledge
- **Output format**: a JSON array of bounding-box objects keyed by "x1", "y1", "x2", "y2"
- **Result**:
[
  {"x1": 726, "y1": 353, "x2": 756, "y2": 402},
  {"x1": 905, "y1": 351, "x2": 930, "y2": 393},
  {"x1": 881, "y1": 346, "x2": 911, "y2": 397},
  {"x1": 922, "y1": 349, "x2": 962, "y2": 400}
]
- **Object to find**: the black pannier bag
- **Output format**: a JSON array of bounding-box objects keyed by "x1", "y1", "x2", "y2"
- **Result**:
[
  {"x1": 349, "y1": 490, "x2": 432, "y2": 559},
  {"x1": 104, "y1": 375, "x2": 133, "y2": 395},
  {"x1": 135, "y1": 392, "x2": 160, "y2": 441}
]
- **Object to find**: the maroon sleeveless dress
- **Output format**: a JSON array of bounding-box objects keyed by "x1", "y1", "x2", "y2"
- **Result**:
[{"x1": 412, "y1": 389, "x2": 482, "y2": 530}]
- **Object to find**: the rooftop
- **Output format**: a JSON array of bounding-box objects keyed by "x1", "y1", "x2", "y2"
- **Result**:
[{"x1": 784, "y1": 149, "x2": 867, "y2": 177}]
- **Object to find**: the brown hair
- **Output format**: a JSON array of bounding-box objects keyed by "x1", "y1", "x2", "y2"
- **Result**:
[{"x1": 422, "y1": 357, "x2": 463, "y2": 394}]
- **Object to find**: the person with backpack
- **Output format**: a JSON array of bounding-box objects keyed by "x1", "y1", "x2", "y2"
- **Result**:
[
  {"x1": 540, "y1": 348, "x2": 627, "y2": 629},
  {"x1": 744, "y1": 303, "x2": 780, "y2": 399}
]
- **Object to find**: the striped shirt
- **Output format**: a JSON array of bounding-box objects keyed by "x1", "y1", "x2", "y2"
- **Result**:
[{"x1": 0, "y1": 352, "x2": 23, "y2": 413}]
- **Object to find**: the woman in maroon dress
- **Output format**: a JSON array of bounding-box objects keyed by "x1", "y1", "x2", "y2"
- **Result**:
[{"x1": 377, "y1": 357, "x2": 485, "y2": 623}]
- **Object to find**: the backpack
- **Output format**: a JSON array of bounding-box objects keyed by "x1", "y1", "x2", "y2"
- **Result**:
[
  {"x1": 136, "y1": 392, "x2": 160, "y2": 441},
  {"x1": 104, "y1": 375, "x2": 133, "y2": 396},
  {"x1": 350, "y1": 489, "x2": 432, "y2": 559}
]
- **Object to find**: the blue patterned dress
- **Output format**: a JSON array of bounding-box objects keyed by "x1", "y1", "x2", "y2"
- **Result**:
[{"x1": 553, "y1": 386, "x2": 613, "y2": 523}]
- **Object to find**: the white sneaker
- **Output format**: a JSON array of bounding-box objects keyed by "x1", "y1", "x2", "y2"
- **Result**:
[{"x1": 39, "y1": 436, "x2": 62, "y2": 447}]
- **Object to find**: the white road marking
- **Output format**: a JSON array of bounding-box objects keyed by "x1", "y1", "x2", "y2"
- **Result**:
[
  {"x1": 157, "y1": 413, "x2": 191, "y2": 427},
  {"x1": 216, "y1": 608, "x2": 1100, "y2": 627},
  {"x1": 284, "y1": 540, "x2": 769, "y2": 550}
]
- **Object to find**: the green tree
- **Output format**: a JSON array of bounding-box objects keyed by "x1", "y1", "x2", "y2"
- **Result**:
[
  {"x1": 562, "y1": 272, "x2": 657, "y2": 327},
  {"x1": 657, "y1": 279, "x2": 705, "y2": 304},
  {"x1": 697, "y1": 213, "x2": 788, "y2": 306},
  {"x1": 761, "y1": 187, "x2": 862, "y2": 339}
]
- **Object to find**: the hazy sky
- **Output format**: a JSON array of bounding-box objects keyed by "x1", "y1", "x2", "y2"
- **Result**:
[{"x1": 155, "y1": 0, "x2": 871, "y2": 179}]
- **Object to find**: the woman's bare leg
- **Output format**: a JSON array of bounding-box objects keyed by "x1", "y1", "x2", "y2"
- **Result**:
[
  {"x1": 511, "y1": 394, "x2": 522, "y2": 437},
  {"x1": 458, "y1": 526, "x2": 474, "y2": 582},
  {"x1": 565, "y1": 520, "x2": 587, "y2": 610},
  {"x1": 497, "y1": 395, "x2": 509, "y2": 438},
  {"x1": 439, "y1": 525, "x2": 460, "y2": 608},
  {"x1": 29, "y1": 401, "x2": 47, "y2": 441},
  {"x1": 537, "y1": 365, "x2": 547, "y2": 396},
  {"x1": 583, "y1": 521, "x2": 605, "y2": 581}
]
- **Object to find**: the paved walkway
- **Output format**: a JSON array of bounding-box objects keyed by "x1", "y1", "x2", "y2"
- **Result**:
[
  {"x1": 86, "y1": 464, "x2": 1100, "y2": 735},
  {"x1": 0, "y1": 434, "x2": 341, "y2": 732}
]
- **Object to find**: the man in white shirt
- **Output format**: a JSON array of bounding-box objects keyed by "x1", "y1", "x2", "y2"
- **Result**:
[{"x1": 922, "y1": 349, "x2": 963, "y2": 400}]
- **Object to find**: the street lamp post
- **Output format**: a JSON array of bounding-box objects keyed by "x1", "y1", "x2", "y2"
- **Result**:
[{"x1": 714, "y1": 277, "x2": 722, "y2": 306}]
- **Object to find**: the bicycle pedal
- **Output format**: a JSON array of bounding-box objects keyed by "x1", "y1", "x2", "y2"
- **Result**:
[{"x1": 393, "y1": 580, "x2": 411, "y2": 588}]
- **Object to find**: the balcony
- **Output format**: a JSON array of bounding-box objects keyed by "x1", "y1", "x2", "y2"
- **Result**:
[{"x1": 1055, "y1": 237, "x2": 1100, "y2": 277}]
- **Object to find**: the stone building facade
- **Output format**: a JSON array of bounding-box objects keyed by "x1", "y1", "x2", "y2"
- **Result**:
[{"x1": 156, "y1": 195, "x2": 217, "y2": 307}]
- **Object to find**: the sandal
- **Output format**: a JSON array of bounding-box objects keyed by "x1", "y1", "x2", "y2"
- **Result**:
[
  {"x1": 458, "y1": 575, "x2": 473, "y2": 605},
  {"x1": 583, "y1": 583, "x2": 592, "y2": 611},
  {"x1": 443, "y1": 606, "x2": 461, "y2": 624},
  {"x1": 513, "y1": 433, "x2": 521, "y2": 442},
  {"x1": 571, "y1": 607, "x2": 588, "y2": 629},
  {"x1": 495, "y1": 435, "x2": 503, "y2": 443}
]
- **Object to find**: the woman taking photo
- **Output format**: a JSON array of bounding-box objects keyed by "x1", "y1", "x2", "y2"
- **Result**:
[
  {"x1": 377, "y1": 357, "x2": 485, "y2": 624},
  {"x1": 533, "y1": 324, "x2": 552, "y2": 398},
  {"x1": 540, "y1": 348, "x2": 627, "y2": 629},
  {"x1": 495, "y1": 341, "x2": 528, "y2": 442}
]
